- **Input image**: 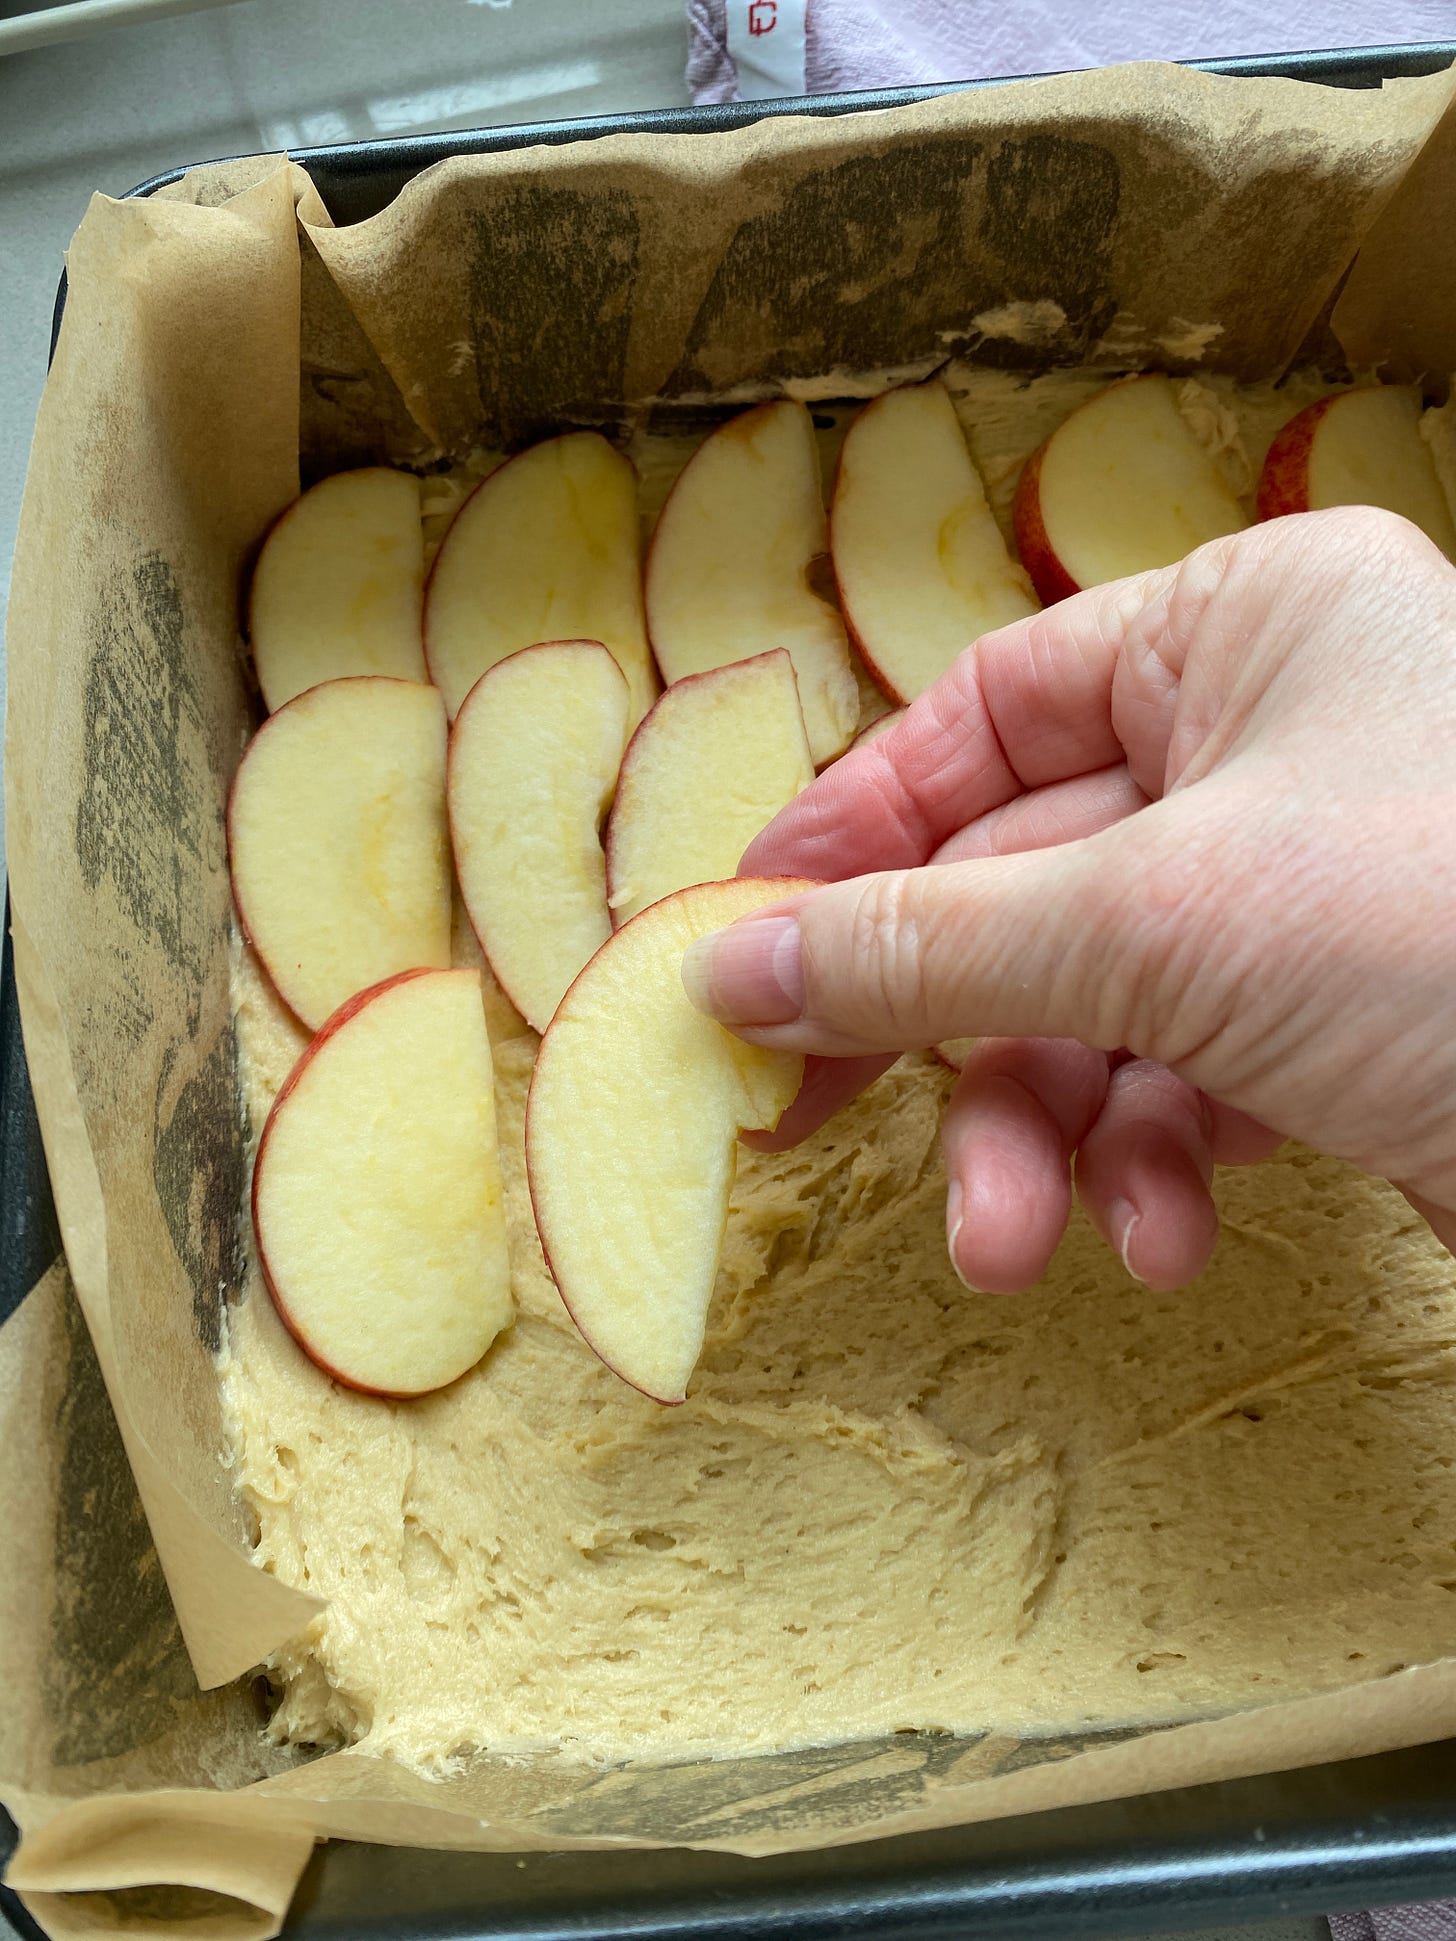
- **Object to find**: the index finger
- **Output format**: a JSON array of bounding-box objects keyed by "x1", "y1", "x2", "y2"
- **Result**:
[{"x1": 741, "y1": 566, "x2": 1168, "y2": 883}]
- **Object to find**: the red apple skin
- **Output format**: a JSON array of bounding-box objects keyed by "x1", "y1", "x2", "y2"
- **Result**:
[
  {"x1": 251, "y1": 966, "x2": 454, "y2": 1399},
  {"x1": 523, "y1": 876, "x2": 817, "y2": 1406},
  {"x1": 445, "y1": 638, "x2": 607, "y2": 1025},
  {"x1": 828, "y1": 405, "x2": 901, "y2": 705},
  {"x1": 601, "y1": 647, "x2": 797, "y2": 930},
  {"x1": 826, "y1": 431, "x2": 914, "y2": 708},
  {"x1": 644, "y1": 400, "x2": 795, "y2": 688},
  {"x1": 225, "y1": 674, "x2": 434, "y2": 1037},
  {"x1": 1012, "y1": 442, "x2": 1081, "y2": 607},
  {"x1": 848, "y1": 708, "x2": 906, "y2": 753},
  {"x1": 1255, "y1": 397, "x2": 1338, "y2": 523},
  {"x1": 837, "y1": 604, "x2": 903, "y2": 706},
  {"x1": 830, "y1": 473, "x2": 912, "y2": 710}
]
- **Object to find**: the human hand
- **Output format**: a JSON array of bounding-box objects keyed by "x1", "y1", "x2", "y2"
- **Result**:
[{"x1": 680, "y1": 508, "x2": 1456, "y2": 1293}]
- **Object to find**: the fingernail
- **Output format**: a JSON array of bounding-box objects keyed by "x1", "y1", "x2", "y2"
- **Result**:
[
  {"x1": 681, "y1": 915, "x2": 804, "y2": 1026},
  {"x1": 946, "y1": 1178, "x2": 978, "y2": 1291},
  {"x1": 1107, "y1": 1197, "x2": 1146, "y2": 1284}
]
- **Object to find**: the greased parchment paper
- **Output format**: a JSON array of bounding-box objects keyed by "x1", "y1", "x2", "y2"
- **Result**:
[{"x1": 6, "y1": 59, "x2": 1456, "y2": 1937}]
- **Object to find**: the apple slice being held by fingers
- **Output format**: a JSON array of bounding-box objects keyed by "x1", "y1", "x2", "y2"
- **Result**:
[
  {"x1": 1256, "y1": 387, "x2": 1456, "y2": 556},
  {"x1": 526, "y1": 879, "x2": 812, "y2": 1403},
  {"x1": 605, "y1": 650, "x2": 813, "y2": 926},
  {"x1": 831, "y1": 380, "x2": 1038, "y2": 702},
  {"x1": 229, "y1": 677, "x2": 451, "y2": 1032},
  {"x1": 424, "y1": 432, "x2": 658, "y2": 724},
  {"x1": 850, "y1": 707, "x2": 905, "y2": 750},
  {"x1": 449, "y1": 641, "x2": 629, "y2": 1034},
  {"x1": 249, "y1": 468, "x2": 426, "y2": 711},
  {"x1": 1013, "y1": 375, "x2": 1248, "y2": 604},
  {"x1": 645, "y1": 400, "x2": 859, "y2": 765},
  {"x1": 935, "y1": 1038, "x2": 976, "y2": 1073},
  {"x1": 254, "y1": 968, "x2": 513, "y2": 1397}
]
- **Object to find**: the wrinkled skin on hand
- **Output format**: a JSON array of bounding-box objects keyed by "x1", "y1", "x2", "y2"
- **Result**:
[{"x1": 682, "y1": 509, "x2": 1456, "y2": 1293}]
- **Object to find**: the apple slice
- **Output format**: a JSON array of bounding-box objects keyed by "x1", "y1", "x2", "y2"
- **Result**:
[
  {"x1": 850, "y1": 707, "x2": 905, "y2": 750},
  {"x1": 831, "y1": 381, "x2": 1039, "y2": 702},
  {"x1": 449, "y1": 641, "x2": 629, "y2": 1034},
  {"x1": 644, "y1": 400, "x2": 860, "y2": 765},
  {"x1": 249, "y1": 469, "x2": 426, "y2": 711},
  {"x1": 526, "y1": 878, "x2": 812, "y2": 1403},
  {"x1": 935, "y1": 1038, "x2": 976, "y2": 1072},
  {"x1": 604, "y1": 650, "x2": 813, "y2": 927},
  {"x1": 423, "y1": 432, "x2": 657, "y2": 725},
  {"x1": 1256, "y1": 386, "x2": 1456, "y2": 556},
  {"x1": 229, "y1": 677, "x2": 451, "y2": 1032},
  {"x1": 253, "y1": 968, "x2": 512, "y2": 1396},
  {"x1": 1013, "y1": 375, "x2": 1248, "y2": 604}
]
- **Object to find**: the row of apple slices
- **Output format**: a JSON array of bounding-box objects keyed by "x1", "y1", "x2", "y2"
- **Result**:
[
  {"x1": 247, "y1": 388, "x2": 1036, "y2": 765},
  {"x1": 248, "y1": 379, "x2": 1454, "y2": 787},
  {"x1": 241, "y1": 376, "x2": 1455, "y2": 1408},
  {"x1": 231, "y1": 648, "x2": 816, "y2": 1404},
  {"x1": 247, "y1": 398, "x2": 1002, "y2": 767},
  {"x1": 246, "y1": 875, "x2": 810, "y2": 1407},
  {"x1": 229, "y1": 647, "x2": 812, "y2": 1039}
]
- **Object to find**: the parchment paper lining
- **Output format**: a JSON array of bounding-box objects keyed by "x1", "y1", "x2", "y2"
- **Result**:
[{"x1": 5, "y1": 59, "x2": 1456, "y2": 1935}]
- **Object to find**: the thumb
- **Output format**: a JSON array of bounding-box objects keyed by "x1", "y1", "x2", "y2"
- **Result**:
[{"x1": 681, "y1": 844, "x2": 1135, "y2": 1058}]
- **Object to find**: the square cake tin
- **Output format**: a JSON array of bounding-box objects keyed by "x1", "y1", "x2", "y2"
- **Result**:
[{"x1": 5, "y1": 39, "x2": 1456, "y2": 1941}]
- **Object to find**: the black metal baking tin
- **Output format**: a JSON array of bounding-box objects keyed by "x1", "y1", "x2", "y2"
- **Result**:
[{"x1": 7, "y1": 39, "x2": 1456, "y2": 1941}]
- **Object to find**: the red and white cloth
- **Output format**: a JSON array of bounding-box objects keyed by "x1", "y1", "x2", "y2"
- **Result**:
[{"x1": 687, "y1": 0, "x2": 1455, "y2": 102}]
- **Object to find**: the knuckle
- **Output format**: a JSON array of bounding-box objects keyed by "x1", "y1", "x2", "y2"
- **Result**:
[
  {"x1": 1271, "y1": 502, "x2": 1440, "y2": 592},
  {"x1": 1308, "y1": 501, "x2": 1421, "y2": 556},
  {"x1": 1105, "y1": 1059, "x2": 1207, "y2": 1142},
  {"x1": 842, "y1": 873, "x2": 930, "y2": 1036},
  {"x1": 1169, "y1": 528, "x2": 1243, "y2": 611},
  {"x1": 1065, "y1": 810, "x2": 1235, "y2": 1065}
]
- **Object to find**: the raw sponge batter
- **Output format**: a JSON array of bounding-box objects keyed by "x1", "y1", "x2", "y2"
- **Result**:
[{"x1": 224, "y1": 934, "x2": 1456, "y2": 1772}]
